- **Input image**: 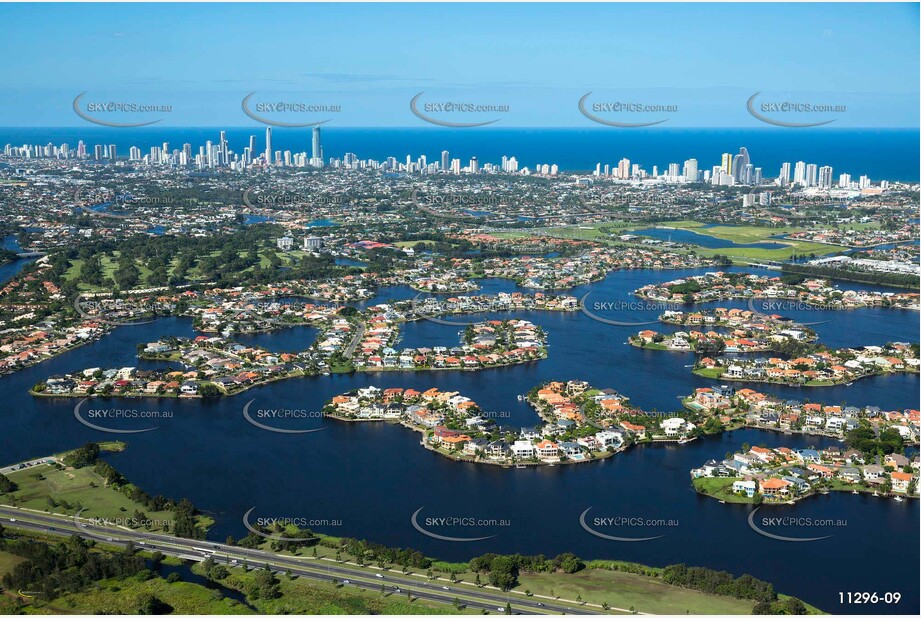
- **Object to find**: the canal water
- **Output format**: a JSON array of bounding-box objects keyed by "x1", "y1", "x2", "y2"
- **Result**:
[{"x1": 1, "y1": 266, "x2": 917, "y2": 613}]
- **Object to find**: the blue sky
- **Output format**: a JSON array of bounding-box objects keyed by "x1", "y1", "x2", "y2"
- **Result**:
[{"x1": 0, "y1": 2, "x2": 918, "y2": 127}]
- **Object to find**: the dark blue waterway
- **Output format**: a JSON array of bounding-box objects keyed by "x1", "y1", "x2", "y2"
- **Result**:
[
  {"x1": 1, "y1": 127, "x2": 918, "y2": 180},
  {"x1": 631, "y1": 227, "x2": 788, "y2": 250},
  {"x1": 1, "y1": 266, "x2": 918, "y2": 613},
  {"x1": 0, "y1": 235, "x2": 35, "y2": 285}
]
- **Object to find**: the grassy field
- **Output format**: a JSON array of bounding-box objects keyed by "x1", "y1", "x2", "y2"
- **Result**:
[
  {"x1": 0, "y1": 460, "x2": 211, "y2": 535},
  {"x1": 692, "y1": 477, "x2": 755, "y2": 504},
  {"x1": 0, "y1": 549, "x2": 27, "y2": 577},
  {"x1": 60, "y1": 243, "x2": 317, "y2": 292},
  {"x1": 27, "y1": 573, "x2": 252, "y2": 615},
  {"x1": 693, "y1": 367, "x2": 726, "y2": 379},
  {"x1": 490, "y1": 221, "x2": 635, "y2": 242},
  {"x1": 516, "y1": 567, "x2": 757, "y2": 614},
  {"x1": 651, "y1": 221, "x2": 848, "y2": 262}
]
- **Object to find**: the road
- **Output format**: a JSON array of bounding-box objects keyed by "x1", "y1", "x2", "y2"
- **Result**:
[
  {"x1": 0, "y1": 505, "x2": 613, "y2": 615},
  {"x1": 342, "y1": 319, "x2": 366, "y2": 358},
  {"x1": 0, "y1": 457, "x2": 57, "y2": 475}
]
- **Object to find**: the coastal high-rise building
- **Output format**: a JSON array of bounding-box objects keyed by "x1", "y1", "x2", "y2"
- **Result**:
[
  {"x1": 264, "y1": 127, "x2": 273, "y2": 166},
  {"x1": 617, "y1": 158, "x2": 630, "y2": 179},
  {"x1": 94, "y1": 144, "x2": 103, "y2": 160},
  {"x1": 108, "y1": 144, "x2": 117, "y2": 161},
  {"x1": 311, "y1": 126, "x2": 323, "y2": 165},
  {"x1": 839, "y1": 173, "x2": 851, "y2": 188},
  {"x1": 720, "y1": 152, "x2": 732, "y2": 174},
  {"x1": 779, "y1": 162, "x2": 791, "y2": 186},
  {"x1": 818, "y1": 166, "x2": 833, "y2": 189},
  {"x1": 668, "y1": 163, "x2": 680, "y2": 179},
  {"x1": 441, "y1": 150, "x2": 450, "y2": 171},
  {"x1": 731, "y1": 147, "x2": 750, "y2": 183},
  {"x1": 683, "y1": 159, "x2": 698, "y2": 183},
  {"x1": 793, "y1": 161, "x2": 806, "y2": 185},
  {"x1": 219, "y1": 130, "x2": 228, "y2": 166},
  {"x1": 805, "y1": 163, "x2": 818, "y2": 187}
]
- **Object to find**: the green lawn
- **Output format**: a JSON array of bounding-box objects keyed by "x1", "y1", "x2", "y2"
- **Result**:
[
  {"x1": 650, "y1": 221, "x2": 848, "y2": 262},
  {"x1": 693, "y1": 367, "x2": 725, "y2": 379},
  {"x1": 0, "y1": 461, "x2": 210, "y2": 535},
  {"x1": 33, "y1": 573, "x2": 252, "y2": 615},
  {"x1": 692, "y1": 477, "x2": 754, "y2": 504},
  {"x1": 0, "y1": 549, "x2": 26, "y2": 577},
  {"x1": 516, "y1": 567, "x2": 757, "y2": 614}
]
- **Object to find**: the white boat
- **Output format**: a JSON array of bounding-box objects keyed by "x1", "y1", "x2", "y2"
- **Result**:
[
  {"x1": 894, "y1": 496, "x2": 904, "y2": 502},
  {"x1": 872, "y1": 492, "x2": 879, "y2": 497},
  {"x1": 517, "y1": 395, "x2": 524, "y2": 401},
  {"x1": 718, "y1": 500, "x2": 725, "y2": 504},
  {"x1": 515, "y1": 464, "x2": 526, "y2": 469},
  {"x1": 851, "y1": 490, "x2": 859, "y2": 495}
]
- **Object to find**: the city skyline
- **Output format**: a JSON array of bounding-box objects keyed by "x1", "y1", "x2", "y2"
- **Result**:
[{"x1": 2, "y1": 126, "x2": 893, "y2": 189}]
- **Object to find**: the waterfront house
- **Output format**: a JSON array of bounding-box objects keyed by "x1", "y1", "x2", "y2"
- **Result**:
[
  {"x1": 862, "y1": 465, "x2": 885, "y2": 482},
  {"x1": 732, "y1": 479, "x2": 757, "y2": 498},
  {"x1": 891, "y1": 471, "x2": 913, "y2": 493},
  {"x1": 759, "y1": 477, "x2": 793, "y2": 498},
  {"x1": 511, "y1": 440, "x2": 535, "y2": 460}
]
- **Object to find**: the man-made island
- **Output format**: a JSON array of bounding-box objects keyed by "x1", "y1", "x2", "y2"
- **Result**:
[
  {"x1": 692, "y1": 444, "x2": 919, "y2": 504},
  {"x1": 325, "y1": 380, "x2": 704, "y2": 467}
]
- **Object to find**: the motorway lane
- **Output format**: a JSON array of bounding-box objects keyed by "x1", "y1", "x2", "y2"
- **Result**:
[{"x1": 0, "y1": 506, "x2": 607, "y2": 615}]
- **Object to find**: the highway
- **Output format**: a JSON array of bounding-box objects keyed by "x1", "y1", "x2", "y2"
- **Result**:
[{"x1": 0, "y1": 505, "x2": 611, "y2": 615}]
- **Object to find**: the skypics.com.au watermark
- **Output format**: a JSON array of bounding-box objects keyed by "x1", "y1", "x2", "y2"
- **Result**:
[
  {"x1": 74, "y1": 294, "x2": 160, "y2": 326},
  {"x1": 579, "y1": 507, "x2": 676, "y2": 542},
  {"x1": 747, "y1": 92, "x2": 844, "y2": 128},
  {"x1": 579, "y1": 92, "x2": 677, "y2": 127},
  {"x1": 411, "y1": 507, "x2": 510, "y2": 542},
  {"x1": 243, "y1": 508, "x2": 342, "y2": 542},
  {"x1": 746, "y1": 299, "x2": 834, "y2": 326},
  {"x1": 580, "y1": 294, "x2": 683, "y2": 326},
  {"x1": 241, "y1": 92, "x2": 341, "y2": 127},
  {"x1": 242, "y1": 399, "x2": 328, "y2": 434},
  {"x1": 73, "y1": 399, "x2": 165, "y2": 434},
  {"x1": 410, "y1": 92, "x2": 509, "y2": 127},
  {"x1": 747, "y1": 508, "x2": 846, "y2": 542},
  {"x1": 242, "y1": 188, "x2": 352, "y2": 212},
  {"x1": 73, "y1": 92, "x2": 172, "y2": 128},
  {"x1": 74, "y1": 186, "x2": 177, "y2": 221},
  {"x1": 409, "y1": 189, "x2": 494, "y2": 220},
  {"x1": 86, "y1": 516, "x2": 173, "y2": 529}
]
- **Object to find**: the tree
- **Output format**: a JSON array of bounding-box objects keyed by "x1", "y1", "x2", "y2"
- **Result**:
[
  {"x1": 136, "y1": 593, "x2": 171, "y2": 615},
  {"x1": 0, "y1": 473, "x2": 18, "y2": 494}
]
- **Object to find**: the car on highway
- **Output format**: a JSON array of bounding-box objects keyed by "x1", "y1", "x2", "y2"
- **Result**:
[
  {"x1": 8, "y1": 518, "x2": 15, "y2": 522},
  {"x1": 375, "y1": 573, "x2": 384, "y2": 578},
  {"x1": 441, "y1": 586, "x2": 449, "y2": 590},
  {"x1": 536, "y1": 602, "x2": 545, "y2": 607},
  {"x1": 342, "y1": 579, "x2": 350, "y2": 585}
]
